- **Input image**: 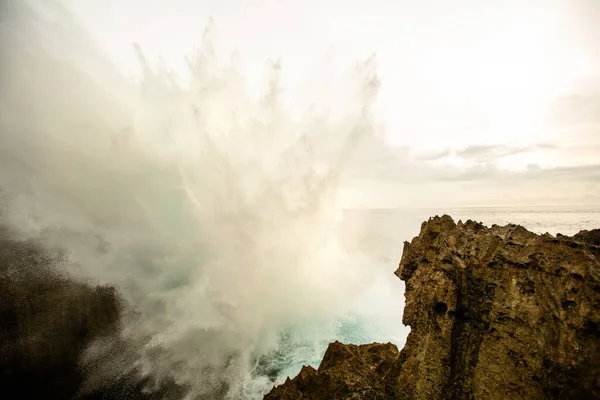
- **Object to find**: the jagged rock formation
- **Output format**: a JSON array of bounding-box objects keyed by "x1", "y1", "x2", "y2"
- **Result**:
[
  {"x1": 265, "y1": 216, "x2": 600, "y2": 399},
  {"x1": 264, "y1": 341, "x2": 399, "y2": 400}
]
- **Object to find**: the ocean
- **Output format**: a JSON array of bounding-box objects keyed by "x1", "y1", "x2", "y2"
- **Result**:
[
  {"x1": 2, "y1": 2, "x2": 599, "y2": 397},
  {"x1": 267, "y1": 205, "x2": 600, "y2": 387},
  {"x1": 342, "y1": 206, "x2": 600, "y2": 264}
]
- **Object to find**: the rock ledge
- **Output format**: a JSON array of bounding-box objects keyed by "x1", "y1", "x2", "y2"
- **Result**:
[{"x1": 265, "y1": 216, "x2": 600, "y2": 399}]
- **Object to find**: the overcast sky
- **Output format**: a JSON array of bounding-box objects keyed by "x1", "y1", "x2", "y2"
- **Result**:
[{"x1": 10, "y1": 0, "x2": 600, "y2": 207}]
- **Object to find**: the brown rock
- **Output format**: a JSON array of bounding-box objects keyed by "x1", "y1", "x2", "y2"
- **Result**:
[
  {"x1": 265, "y1": 216, "x2": 600, "y2": 399},
  {"x1": 265, "y1": 341, "x2": 399, "y2": 400},
  {"x1": 391, "y1": 216, "x2": 600, "y2": 399},
  {"x1": 574, "y1": 229, "x2": 600, "y2": 247}
]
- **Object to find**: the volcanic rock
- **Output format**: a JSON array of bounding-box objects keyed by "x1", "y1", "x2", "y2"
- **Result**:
[
  {"x1": 265, "y1": 216, "x2": 600, "y2": 399},
  {"x1": 264, "y1": 341, "x2": 399, "y2": 400}
]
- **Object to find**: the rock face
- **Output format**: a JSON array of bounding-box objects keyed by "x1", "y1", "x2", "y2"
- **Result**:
[
  {"x1": 0, "y1": 228, "x2": 187, "y2": 400},
  {"x1": 0, "y1": 227, "x2": 121, "y2": 399},
  {"x1": 265, "y1": 216, "x2": 600, "y2": 399},
  {"x1": 264, "y1": 342, "x2": 399, "y2": 400}
]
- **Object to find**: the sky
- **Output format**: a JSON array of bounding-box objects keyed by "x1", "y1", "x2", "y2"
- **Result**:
[
  {"x1": 16, "y1": 0, "x2": 600, "y2": 206},
  {"x1": 2, "y1": 4, "x2": 598, "y2": 395}
]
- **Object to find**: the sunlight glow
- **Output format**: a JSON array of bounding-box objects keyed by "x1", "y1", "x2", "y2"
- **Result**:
[{"x1": 64, "y1": 0, "x2": 592, "y2": 166}]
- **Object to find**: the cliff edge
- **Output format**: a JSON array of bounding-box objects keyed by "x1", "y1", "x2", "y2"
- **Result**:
[{"x1": 265, "y1": 215, "x2": 600, "y2": 399}]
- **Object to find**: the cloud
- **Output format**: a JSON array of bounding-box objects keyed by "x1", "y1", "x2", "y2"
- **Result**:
[
  {"x1": 434, "y1": 163, "x2": 600, "y2": 184},
  {"x1": 345, "y1": 162, "x2": 600, "y2": 208},
  {"x1": 410, "y1": 148, "x2": 452, "y2": 162},
  {"x1": 346, "y1": 139, "x2": 600, "y2": 187},
  {"x1": 455, "y1": 145, "x2": 530, "y2": 163},
  {"x1": 529, "y1": 164, "x2": 600, "y2": 182}
]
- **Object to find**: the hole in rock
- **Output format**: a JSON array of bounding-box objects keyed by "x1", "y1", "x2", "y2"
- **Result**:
[
  {"x1": 434, "y1": 302, "x2": 448, "y2": 315},
  {"x1": 561, "y1": 300, "x2": 577, "y2": 310}
]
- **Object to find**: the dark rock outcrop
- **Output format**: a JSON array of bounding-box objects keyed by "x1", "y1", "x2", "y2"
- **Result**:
[
  {"x1": 266, "y1": 216, "x2": 600, "y2": 399},
  {"x1": 0, "y1": 228, "x2": 187, "y2": 400},
  {"x1": 264, "y1": 341, "x2": 399, "y2": 400},
  {"x1": 574, "y1": 229, "x2": 600, "y2": 247},
  {"x1": 0, "y1": 228, "x2": 121, "y2": 399}
]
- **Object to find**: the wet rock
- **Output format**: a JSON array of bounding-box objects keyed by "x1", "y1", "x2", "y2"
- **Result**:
[
  {"x1": 574, "y1": 229, "x2": 600, "y2": 247},
  {"x1": 265, "y1": 216, "x2": 600, "y2": 399},
  {"x1": 0, "y1": 228, "x2": 187, "y2": 400},
  {"x1": 264, "y1": 341, "x2": 399, "y2": 400},
  {"x1": 0, "y1": 228, "x2": 120, "y2": 399}
]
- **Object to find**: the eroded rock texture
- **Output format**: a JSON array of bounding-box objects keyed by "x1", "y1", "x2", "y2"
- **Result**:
[
  {"x1": 264, "y1": 341, "x2": 399, "y2": 400},
  {"x1": 266, "y1": 216, "x2": 600, "y2": 399}
]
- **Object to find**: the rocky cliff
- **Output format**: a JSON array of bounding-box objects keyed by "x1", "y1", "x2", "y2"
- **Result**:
[{"x1": 265, "y1": 216, "x2": 600, "y2": 399}]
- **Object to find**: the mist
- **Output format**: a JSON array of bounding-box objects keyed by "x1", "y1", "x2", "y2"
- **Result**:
[{"x1": 0, "y1": 1, "x2": 406, "y2": 398}]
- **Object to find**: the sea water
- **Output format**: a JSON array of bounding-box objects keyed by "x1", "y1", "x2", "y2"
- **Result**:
[
  {"x1": 0, "y1": 2, "x2": 403, "y2": 397},
  {"x1": 343, "y1": 205, "x2": 600, "y2": 264},
  {"x1": 1, "y1": 1, "x2": 598, "y2": 398}
]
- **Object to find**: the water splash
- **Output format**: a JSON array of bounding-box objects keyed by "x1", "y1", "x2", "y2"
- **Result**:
[{"x1": 0, "y1": 1, "x2": 405, "y2": 398}]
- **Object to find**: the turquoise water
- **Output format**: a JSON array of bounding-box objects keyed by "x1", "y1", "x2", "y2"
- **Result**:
[
  {"x1": 3, "y1": 3, "x2": 599, "y2": 398},
  {"x1": 262, "y1": 205, "x2": 600, "y2": 386},
  {"x1": 252, "y1": 315, "x2": 370, "y2": 382}
]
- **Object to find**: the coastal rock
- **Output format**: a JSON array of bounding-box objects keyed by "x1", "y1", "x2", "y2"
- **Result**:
[
  {"x1": 0, "y1": 228, "x2": 121, "y2": 399},
  {"x1": 264, "y1": 341, "x2": 399, "y2": 400},
  {"x1": 265, "y1": 216, "x2": 600, "y2": 399},
  {"x1": 0, "y1": 228, "x2": 187, "y2": 400},
  {"x1": 574, "y1": 229, "x2": 600, "y2": 247}
]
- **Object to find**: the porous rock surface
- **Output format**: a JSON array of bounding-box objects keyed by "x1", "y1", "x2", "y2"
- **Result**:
[
  {"x1": 264, "y1": 341, "x2": 399, "y2": 400},
  {"x1": 265, "y1": 215, "x2": 600, "y2": 399}
]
